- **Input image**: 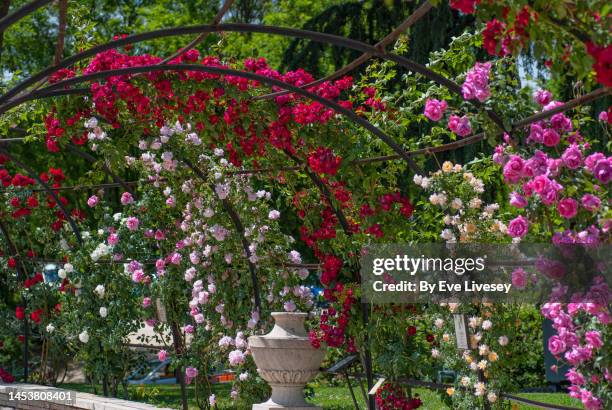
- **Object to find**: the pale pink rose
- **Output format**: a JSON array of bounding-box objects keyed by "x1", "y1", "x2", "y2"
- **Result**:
[
  {"x1": 228, "y1": 350, "x2": 246, "y2": 366},
  {"x1": 126, "y1": 216, "x2": 140, "y2": 231},
  {"x1": 120, "y1": 192, "x2": 134, "y2": 205},
  {"x1": 108, "y1": 233, "x2": 119, "y2": 246},
  {"x1": 87, "y1": 195, "x2": 99, "y2": 208}
]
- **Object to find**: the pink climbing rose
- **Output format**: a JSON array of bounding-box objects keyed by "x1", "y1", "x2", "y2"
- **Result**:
[
  {"x1": 557, "y1": 198, "x2": 578, "y2": 219},
  {"x1": 461, "y1": 62, "x2": 492, "y2": 102},
  {"x1": 423, "y1": 98, "x2": 447, "y2": 121},
  {"x1": 507, "y1": 215, "x2": 529, "y2": 238},
  {"x1": 448, "y1": 115, "x2": 472, "y2": 137}
]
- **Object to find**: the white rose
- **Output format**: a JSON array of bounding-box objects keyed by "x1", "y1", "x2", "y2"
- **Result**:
[
  {"x1": 46, "y1": 323, "x2": 55, "y2": 333},
  {"x1": 94, "y1": 284, "x2": 105, "y2": 298},
  {"x1": 58, "y1": 269, "x2": 67, "y2": 279},
  {"x1": 99, "y1": 307, "x2": 108, "y2": 318},
  {"x1": 79, "y1": 330, "x2": 89, "y2": 343}
]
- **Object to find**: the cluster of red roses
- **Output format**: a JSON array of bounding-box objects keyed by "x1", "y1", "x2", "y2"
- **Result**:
[
  {"x1": 0, "y1": 367, "x2": 15, "y2": 383},
  {"x1": 23, "y1": 272, "x2": 44, "y2": 289},
  {"x1": 15, "y1": 306, "x2": 43, "y2": 324},
  {"x1": 374, "y1": 382, "x2": 423, "y2": 410},
  {"x1": 309, "y1": 283, "x2": 357, "y2": 351},
  {"x1": 452, "y1": 1, "x2": 610, "y2": 88},
  {"x1": 482, "y1": 7, "x2": 536, "y2": 57},
  {"x1": 1, "y1": 158, "x2": 79, "y2": 228},
  {"x1": 307, "y1": 147, "x2": 342, "y2": 175}
]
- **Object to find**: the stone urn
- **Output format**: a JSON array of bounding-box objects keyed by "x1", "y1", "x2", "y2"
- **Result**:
[{"x1": 248, "y1": 312, "x2": 325, "y2": 410}]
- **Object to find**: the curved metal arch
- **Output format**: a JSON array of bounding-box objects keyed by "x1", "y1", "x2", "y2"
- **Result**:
[
  {"x1": 0, "y1": 219, "x2": 24, "y2": 277},
  {"x1": 0, "y1": 23, "x2": 446, "y2": 103},
  {"x1": 0, "y1": 0, "x2": 53, "y2": 33},
  {"x1": 0, "y1": 64, "x2": 424, "y2": 174},
  {"x1": 256, "y1": 0, "x2": 434, "y2": 101},
  {"x1": 0, "y1": 148, "x2": 83, "y2": 244},
  {"x1": 0, "y1": 23, "x2": 505, "y2": 131}
]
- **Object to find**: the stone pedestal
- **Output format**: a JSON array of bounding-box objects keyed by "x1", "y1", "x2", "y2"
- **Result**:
[{"x1": 248, "y1": 312, "x2": 324, "y2": 410}]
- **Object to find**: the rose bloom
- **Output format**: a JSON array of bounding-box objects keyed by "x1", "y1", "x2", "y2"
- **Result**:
[
  {"x1": 507, "y1": 215, "x2": 529, "y2": 238},
  {"x1": 503, "y1": 155, "x2": 525, "y2": 183},
  {"x1": 448, "y1": 114, "x2": 472, "y2": 137},
  {"x1": 585, "y1": 330, "x2": 603, "y2": 349},
  {"x1": 548, "y1": 335, "x2": 567, "y2": 356},
  {"x1": 561, "y1": 144, "x2": 582, "y2": 169},
  {"x1": 142, "y1": 297, "x2": 152, "y2": 308},
  {"x1": 423, "y1": 98, "x2": 447, "y2": 121},
  {"x1": 87, "y1": 195, "x2": 99, "y2": 208},
  {"x1": 228, "y1": 350, "x2": 246, "y2": 366},
  {"x1": 533, "y1": 89, "x2": 553, "y2": 105},
  {"x1": 126, "y1": 216, "x2": 140, "y2": 231},
  {"x1": 542, "y1": 128, "x2": 560, "y2": 147},
  {"x1": 108, "y1": 233, "x2": 119, "y2": 246},
  {"x1": 581, "y1": 194, "x2": 601, "y2": 212},
  {"x1": 511, "y1": 268, "x2": 528, "y2": 289},
  {"x1": 592, "y1": 157, "x2": 611, "y2": 184},
  {"x1": 509, "y1": 191, "x2": 528, "y2": 208},
  {"x1": 557, "y1": 198, "x2": 578, "y2": 219},
  {"x1": 120, "y1": 192, "x2": 134, "y2": 205}
]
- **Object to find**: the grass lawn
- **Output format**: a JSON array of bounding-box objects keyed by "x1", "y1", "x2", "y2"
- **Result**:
[{"x1": 59, "y1": 382, "x2": 583, "y2": 409}]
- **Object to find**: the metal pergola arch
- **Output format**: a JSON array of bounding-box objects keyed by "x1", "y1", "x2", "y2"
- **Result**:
[
  {"x1": 0, "y1": 64, "x2": 425, "y2": 173},
  {"x1": 0, "y1": 22, "x2": 507, "y2": 132}
]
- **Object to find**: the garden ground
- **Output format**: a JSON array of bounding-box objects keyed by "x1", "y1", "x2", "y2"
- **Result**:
[{"x1": 59, "y1": 382, "x2": 584, "y2": 409}]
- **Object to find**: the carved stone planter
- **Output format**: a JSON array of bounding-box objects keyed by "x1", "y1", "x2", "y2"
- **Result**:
[{"x1": 248, "y1": 312, "x2": 325, "y2": 410}]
